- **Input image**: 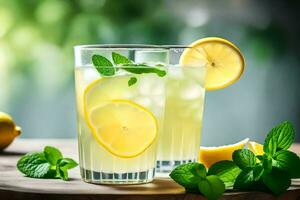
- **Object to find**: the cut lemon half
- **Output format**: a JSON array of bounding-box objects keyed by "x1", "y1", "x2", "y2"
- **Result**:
[
  {"x1": 248, "y1": 141, "x2": 264, "y2": 155},
  {"x1": 86, "y1": 99, "x2": 158, "y2": 158},
  {"x1": 199, "y1": 138, "x2": 249, "y2": 168},
  {"x1": 180, "y1": 37, "x2": 245, "y2": 90}
]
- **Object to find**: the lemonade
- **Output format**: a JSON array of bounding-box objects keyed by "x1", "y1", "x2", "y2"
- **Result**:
[
  {"x1": 156, "y1": 40, "x2": 244, "y2": 175},
  {"x1": 74, "y1": 40, "x2": 245, "y2": 183},
  {"x1": 74, "y1": 46, "x2": 167, "y2": 184},
  {"x1": 157, "y1": 66, "x2": 205, "y2": 165},
  {"x1": 156, "y1": 48, "x2": 206, "y2": 174}
]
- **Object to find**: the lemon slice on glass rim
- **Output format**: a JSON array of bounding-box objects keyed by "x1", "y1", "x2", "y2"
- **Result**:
[
  {"x1": 180, "y1": 37, "x2": 245, "y2": 90},
  {"x1": 83, "y1": 78, "x2": 158, "y2": 158}
]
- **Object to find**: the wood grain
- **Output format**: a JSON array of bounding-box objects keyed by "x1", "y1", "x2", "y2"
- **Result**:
[{"x1": 0, "y1": 139, "x2": 299, "y2": 200}]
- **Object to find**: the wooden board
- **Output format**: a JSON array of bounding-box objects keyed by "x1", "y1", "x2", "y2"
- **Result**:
[{"x1": 0, "y1": 139, "x2": 300, "y2": 200}]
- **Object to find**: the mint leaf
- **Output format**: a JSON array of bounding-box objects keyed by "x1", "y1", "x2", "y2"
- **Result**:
[
  {"x1": 112, "y1": 52, "x2": 133, "y2": 65},
  {"x1": 262, "y1": 169, "x2": 291, "y2": 196},
  {"x1": 17, "y1": 147, "x2": 78, "y2": 181},
  {"x1": 208, "y1": 160, "x2": 241, "y2": 188},
  {"x1": 169, "y1": 163, "x2": 205, "y2": 193},
  {"x1": 121, "y1": 64, "x2": 166, "y2": 77},
  {"x1": 262, "y1": 154, "x2": 273, "y2": 173},
  {"x1": 92, "y1": 54, "x2": 115, "y2": 76},
  {"x1": 190, "y1": 163, "x2": 206, "y2": 178},
  {"x1": 56, "y1": 158, "x2": 78, "y2": 181},
  {"x1": 44, "y1": 146, "x2": 63, "y2": 165},
  {"x1": 253, "y1": 165, "x2": 264, "y2": 181},
  {"x1": 264, "y1": 121, "x2": 295, "y2": 156},
  {"x1": 273, "y1": 150, "x2": 300, "y2": 178},
  {"x1": 232, "y1": 149, "x2": 256, "y2": 170},
  {"x1": 198, "y1": 175, "x2": 225, "y2": 200},
  {"x1": 58, "y1": 158, "x2": 78, "y2": 170},
  {"x1": 128, "y1": 77, "x2": 137, "y2": 86},
  {"x1": 17, "y1": 153, "x2": 54, "y2": 178},
  {"x1": 233, "y1": 168, "x2": 255, "y2": 190}
]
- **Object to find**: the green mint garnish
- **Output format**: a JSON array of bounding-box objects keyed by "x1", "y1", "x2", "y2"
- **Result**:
[
  {"x1": 170, "y1": 162, "x2": 225, "y2": 200},
  {"x1": 198, "y1": 175, "x2": 225, "y2": 200},
  {"x1": 273, "y1": 150, "x2": 300, "y2": 178},
  {"x1": 56, "y1": 158, "x2": 78, "y2": 181},
  {"x1": 263, "y1": 121, "x2": 294, "y2": 156},
  {"x1": 232, "y1": 121, "x2": 299, "y2": 195},
  {"x1": 112, "y1": 52, "x2": 133, "y2": 65},
  {"x1": 92, "y1": 54, "x2": 115, "y2": 76},
  {"x1": 44, "y1": 146, "x2": 63, "y2": 165},
  {"x1": 17, "y1": 152, "x2": 54, "y2": 178},
  {"x1": 232, "y1": 149, "x2": 256, "y2": 170},
  {"x1": 91, "y1": 52, "x2": 166, "y2": 87},
  {"x1": 128, "y1": 77, "x2": 137, "y2": 86},
  {"x1": 17, "y1": 146, "x2": 78, "y2": 181},
  {"x1": 169, "y1": 121, "x2": 300, "y2": 198},
  {"x1": 262, "y1": 168, "x2": 291, "y2": 196},
  {"x1": 207, "y1": 160, "x2": 241, "y2": 187},
  {"x1": 169, "y1": 162, "x2": 202, "y2": 193},
  {"x1": 121, "y1": 63, "x2": 166, "y2": 77},
  {"x1": 233, "y1": 168, "x2": 256, "y2": 190}
]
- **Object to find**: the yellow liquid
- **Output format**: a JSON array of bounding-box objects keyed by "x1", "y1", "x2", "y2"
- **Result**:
[
  {"x1": 75, "y1": 67, "x2": 165, "y2": 184},
  {"x1": 157, "y1": 67, "x2": 205, "y2": 174}
]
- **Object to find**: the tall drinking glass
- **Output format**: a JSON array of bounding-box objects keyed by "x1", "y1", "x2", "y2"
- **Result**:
[
  {"x1": 156, "y1": 47, "x2": 206, "y2": 175},
  {"x1": 74, "y1": 45, "x2": 168, "y2": 184}
]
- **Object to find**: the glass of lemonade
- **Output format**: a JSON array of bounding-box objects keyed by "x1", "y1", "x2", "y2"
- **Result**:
[
  {"x1": 74, "y1": 45, "x2": 168, "y2": 184},
  {"x1": 156, "y1": 47, "x2": 206, "y2": 176}
]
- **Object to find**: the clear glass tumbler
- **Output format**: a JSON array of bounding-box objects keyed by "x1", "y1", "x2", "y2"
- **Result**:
[
  {"x1": 156, "y1": 47, "x2": 206, "y2": 176},
  {"x1": 74, "y1": 45, "x2": 168, "y2": 184}
]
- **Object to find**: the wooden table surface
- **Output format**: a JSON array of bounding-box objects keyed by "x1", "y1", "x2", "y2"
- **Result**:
[{"x1": 0, "y1": 139, "x2": 300, "y2": 200}]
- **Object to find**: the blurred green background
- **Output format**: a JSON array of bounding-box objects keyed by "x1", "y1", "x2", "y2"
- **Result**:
[{"x1": 0, "y1": 0, "x2": 299, "y2": 145}]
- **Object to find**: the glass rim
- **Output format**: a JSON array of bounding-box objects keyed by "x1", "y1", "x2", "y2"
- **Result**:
[
  {"x1": 74, "y1": 44, "x2": 191, "y2": 50},
  {"x1": 77, "y1": 64, "x2": 206, "y2": 68}
]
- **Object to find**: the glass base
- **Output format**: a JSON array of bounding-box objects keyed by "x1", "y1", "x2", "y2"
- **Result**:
[
  {"x1": 156, "y1": 159, "x2": 195, "y2": 177},
  {"x1": 80, "y1": 167, "x2": 155, "y2": 184}
]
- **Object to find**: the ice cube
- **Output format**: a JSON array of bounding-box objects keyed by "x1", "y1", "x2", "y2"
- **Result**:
[{"x1": 180, "y1": 82, "x2": 203, "y2": 100}]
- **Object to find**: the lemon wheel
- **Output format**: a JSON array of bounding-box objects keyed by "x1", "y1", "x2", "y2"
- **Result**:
[
  {"x1": 86, "y1": 100, "x2": 158, "y2": 158},
  {"x1": 180, "y1": 37, "x2": 245, "y2": 90},
  {"x1": 83, "y1": 77, "x2": 158, "y2": 158}
]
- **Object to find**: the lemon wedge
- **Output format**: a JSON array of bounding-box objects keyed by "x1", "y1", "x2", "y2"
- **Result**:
[
  {"x1": 248, "y1": 141, "x2": 264, "y2": 155},
  {"x1": 180, "y1": 37, "x2": 245, "y2": 90},
  {"x1": 83, "y1": 77, "x2": 158, "y2": 158},
  {"x1": 199, "y1": 138, "x2": 249, "y2": 168}
]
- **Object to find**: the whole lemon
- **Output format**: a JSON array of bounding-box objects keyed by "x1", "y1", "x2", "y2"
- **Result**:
[{"x1": 0, "y1": 112, "x2": 21, "y2": 150}]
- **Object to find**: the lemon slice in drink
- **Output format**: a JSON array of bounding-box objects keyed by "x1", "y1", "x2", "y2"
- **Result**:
[
  {"x1": 83, "y1": 77, "x2": 158, "y2": 158},
  {"x1": 199, "y1": 138, "x2": 249, "y2": 167},
  {"x1": 180, "y1": 37, "x2": 245, "y2": 90}
]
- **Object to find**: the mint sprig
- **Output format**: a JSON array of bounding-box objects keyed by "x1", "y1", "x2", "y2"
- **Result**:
[
  {"x1": 91, "y1": 52, "x2": 166, "y2": 86},
  {"x1": 170, "y1": 121, "x2": 300, "y2": 198},
  {"x1": 170, "y1": 163, "x2": 225, "y2": 200},
  {"x1": 17, "y1": 146, "x2": 78, "y2": 181},
  {"x1": 233, "y1": 121, "x2": 300, "y2": 194}
]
